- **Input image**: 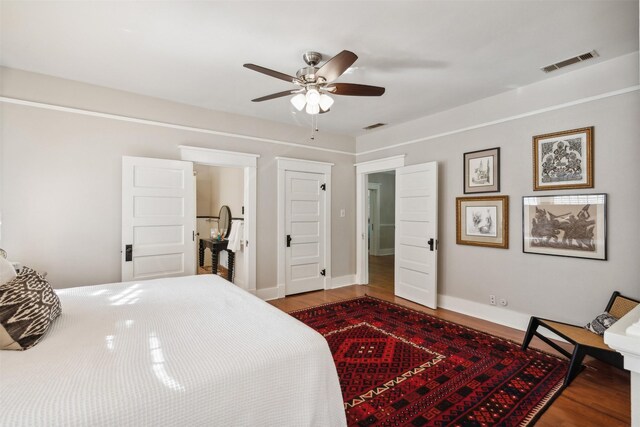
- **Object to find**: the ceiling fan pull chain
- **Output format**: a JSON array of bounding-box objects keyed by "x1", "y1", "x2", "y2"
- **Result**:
[
  {"x1": 310, "y1": 114, "x2": 319, "y2": 141},
  {"x1": 310, "y1": 115, "x2": 315, "y2": 141}
]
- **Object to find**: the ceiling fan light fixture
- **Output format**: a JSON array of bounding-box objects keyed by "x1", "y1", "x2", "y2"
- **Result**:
[
  {"x1": 319, "y1": 94, "x2": 334, "y2": 111},
  {"x1": 305, "y1": 103, "x2": 320, "y2": 115},
  {"x1": 305, "y1": 88, "x2": 321, "y2": 106},
  {"x1": 290, "y1": 93, "x2": 306, "y2": 111},
  {"x1": 245, "y1": 50, "x2": 385, "y2": 119}
]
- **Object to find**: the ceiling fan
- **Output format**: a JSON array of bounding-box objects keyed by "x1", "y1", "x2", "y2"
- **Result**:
[{"x1": 243, "y1": 50, "x2": 385, "y2": 115}]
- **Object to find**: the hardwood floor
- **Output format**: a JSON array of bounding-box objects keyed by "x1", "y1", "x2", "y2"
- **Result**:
[
  {"x1": 368, "y1": 254, "x2": 394, "y2": 291},
  {"x1": 269, "y1": 285, "x2": 631, "y2": 427},
  {"x1": 197, "y1": 265, "x2": 228, "y2": 276}
]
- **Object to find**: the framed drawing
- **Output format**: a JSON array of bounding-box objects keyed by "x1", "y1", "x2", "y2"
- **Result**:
[
  {"x1": 522, "y1": 194, "x2": 606, "y2": 260},
  {"x1": 456, "y1": 196, "x2": 509, "y2": 249},
  {"x1": 464, "y1": 147, "x2": 500, "y2": 194},
  {"x1": 533, "y1": 127, "x2": 593, "y2": 191}
]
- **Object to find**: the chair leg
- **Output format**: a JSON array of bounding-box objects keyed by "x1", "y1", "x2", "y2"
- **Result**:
[
  {"x1": 521, "y1": 317, "x2": 539, "y2": 351},
  {"x1": 564, "y1": 345, "x2": 587, "y2": 387}
]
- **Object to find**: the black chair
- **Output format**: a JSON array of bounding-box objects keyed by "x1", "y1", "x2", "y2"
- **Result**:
[{"x1": 521, "y1": 291, "x2": 640, "y2": 387}]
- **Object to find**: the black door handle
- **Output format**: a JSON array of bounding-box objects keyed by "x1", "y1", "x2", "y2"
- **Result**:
[
  {"x1": 286, "y1": 235, "x2": 292, "y2": 247},
  {"x1": 125, "y1": 244, "x2": 133, "y2": 262}
]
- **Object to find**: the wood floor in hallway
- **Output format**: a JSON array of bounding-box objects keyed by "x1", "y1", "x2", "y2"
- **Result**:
[{"x1": 368, "y1": 254, "x2": 394, "y2": 291}]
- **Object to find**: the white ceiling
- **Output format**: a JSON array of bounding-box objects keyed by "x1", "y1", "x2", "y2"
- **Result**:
[{"x1": 1, "y1": 1, "x2": 638, "y2": 136}]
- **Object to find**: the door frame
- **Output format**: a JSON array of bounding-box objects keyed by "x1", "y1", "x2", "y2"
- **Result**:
[
  {"x1": 367, "y1": 183, "x2": 382, "y2": 256},
  {"x1": 179, "y1": 145, "x2": 259, "y2": 294},
  {"x1": 355, "y1": 155, "x2": 405, "y2": 285},
  {"x1": 277, "y1": 157, "x2": 333, "y2": 298}
]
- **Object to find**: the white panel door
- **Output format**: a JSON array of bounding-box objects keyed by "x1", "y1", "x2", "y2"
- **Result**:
[
  {"x1": 122, "y1": 156, "x2": 195, "y2": 281},
  {"x1": 285, "y1": 170, "x2": 325, "y2": 295},
  {"x1": 395, "y1": 162, "x2": 438, "y2": 308}
]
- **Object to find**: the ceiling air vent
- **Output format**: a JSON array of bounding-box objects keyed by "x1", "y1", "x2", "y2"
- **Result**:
[
  {"x1": 363, "y1": 123, "x2": 386, "y2": 130},
  {"x1": 541, "y1": 50, "x2": 599, "y2": 73}
]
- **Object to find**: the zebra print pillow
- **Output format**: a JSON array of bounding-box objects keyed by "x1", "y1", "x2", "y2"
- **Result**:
[{"x1": 0, "y1": 267, "x2": 61, "y2": 350}]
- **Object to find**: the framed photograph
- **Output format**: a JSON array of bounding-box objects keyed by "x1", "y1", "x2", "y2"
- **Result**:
[
  {"x1": 456, "y1": 196, "x2": 509, "y2": 249},
  {"x1": 533, "y1": 127, "x2": 593, "y2": 191},
  {"x1": 522, "y1": 194, "x2": 606, "y2": 260},
  {"x1": 464, "y1": 147, "x2": 500, "y2": 194}
]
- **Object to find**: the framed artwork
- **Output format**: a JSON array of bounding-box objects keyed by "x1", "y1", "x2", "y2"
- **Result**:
[
  {"x1": 533, "y1": 127, "x2": 593, "y2": 191},
  {"x1": 456, "y1": 196, "x2": 509, "y2": 249},
  {"x1": 464, "y1": 147, "x2": 500, "y2": 194},
  {"x1": 522, "y1": 194, "x2": 606, "y2": 260}
]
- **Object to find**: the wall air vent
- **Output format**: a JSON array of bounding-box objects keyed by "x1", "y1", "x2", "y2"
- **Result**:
[
  {"x1": 541, "y1": 50, "x2": 599, "y2": 73},
  {"x1": 363, "y1": 123, "x2": 386, "y2": 130}
]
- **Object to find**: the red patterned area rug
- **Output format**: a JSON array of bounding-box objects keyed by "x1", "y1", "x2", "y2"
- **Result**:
[{"x1": 291, "y1": 296, "x2": 568, "y2": 426}]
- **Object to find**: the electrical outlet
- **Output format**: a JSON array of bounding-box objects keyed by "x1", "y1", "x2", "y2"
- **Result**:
[
  {"x1": 489, "y1": 295, "x2": 496, "y2": 305},
  {"x1": 500, "y1": 298, "x2": 508, "y2": 307}
]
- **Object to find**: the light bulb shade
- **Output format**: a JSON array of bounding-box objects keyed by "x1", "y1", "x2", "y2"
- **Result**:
[
  {"x1": 305, "y1": 103, "x2": 320, "y2": 115},
  {"x1": 319, "y1": 94, "x2": 334, "y2": 111},
  {"x1": 305, "y1": 88, "x2": 320, "y2": 106},
  {"x1": 290, "y1": 93, "x2": 306, "y2": 111}
]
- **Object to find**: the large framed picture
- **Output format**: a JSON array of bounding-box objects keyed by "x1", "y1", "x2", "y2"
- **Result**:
[
  {"x1": 522, "y1": 194, "x2": 606, "y2": 260},
  {"x1": 533, "y1": 127, "x2": 593, "y2": 191},
  {"x1": 456, "y1": 196, "x2": 509, "y2": 249},
  {"x1": 464, "y1": 147, "x2": 500, "y2": 194}
]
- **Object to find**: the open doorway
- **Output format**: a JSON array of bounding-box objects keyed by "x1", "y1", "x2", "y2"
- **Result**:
[
  {"x1": 367, "y1": 171, "x2": 395, "y2": 291},
  {"x1": 194, "y1": 164, "x2": 246, "y2": 288}
]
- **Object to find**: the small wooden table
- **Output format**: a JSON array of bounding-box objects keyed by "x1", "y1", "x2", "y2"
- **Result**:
[{"x1": 199, "y1": 238, "x2": 235, "y2": 282}]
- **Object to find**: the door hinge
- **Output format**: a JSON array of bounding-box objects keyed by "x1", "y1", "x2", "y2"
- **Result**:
[
  {"x1": 125, "y1": 244, "x2": 133, "y2": 262},
  {"x1": 320, "y1": 269, "x2": 326, "y2": 276},
  {"x1": 428, "y1": 238, "x2": 438, "y2": 251},
  {"x1": 320, "y1": 183, "x2": 326, "y2": 191}
]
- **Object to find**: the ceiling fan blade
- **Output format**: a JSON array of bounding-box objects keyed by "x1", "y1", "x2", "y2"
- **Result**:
[
  {"x1": 316, "y1": 50, "x2": 358, "y2": 82},
  {"x1": 329, "y1": 83, "x2": 386, "y2": 96},
  {"x1": 243, "y1": 63, "x2": 302, "y2": 84},
  {"x1": 251, "y1": 90, "x2": 298, "y2": 102}
]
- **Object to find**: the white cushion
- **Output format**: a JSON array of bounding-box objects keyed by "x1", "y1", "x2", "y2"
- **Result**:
[{"x1": 0, "y1": 256, "x2": 17, "y2": 286}]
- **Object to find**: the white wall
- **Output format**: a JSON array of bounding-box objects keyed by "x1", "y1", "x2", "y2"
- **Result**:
[
  {"x1": 0, "y1": 67, "x2": 357, "y2": 290},
  {"x1": 357, "y1": 52, "x2": 640, "y2": 325},
  {"x1": 368, "y1": 172, "x2": 395, "y2": 252},
  {"x1": 194, "y1": 164, "x2": 244, "y2": 219}
]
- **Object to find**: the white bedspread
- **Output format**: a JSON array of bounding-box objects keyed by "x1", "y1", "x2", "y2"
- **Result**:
[{"x1": 0, "y1": 275, "x2": 346, "y2": 427}]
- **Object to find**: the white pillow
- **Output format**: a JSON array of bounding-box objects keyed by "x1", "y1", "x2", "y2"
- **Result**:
[{"x1": 0, "y1": 256, "x2": 17, "y2": 286}]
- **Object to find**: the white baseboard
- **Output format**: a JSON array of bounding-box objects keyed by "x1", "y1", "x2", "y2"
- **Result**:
[
  {"x1": 331, "y1": 274, "x2": 356, "y2": 289},
  {"x1": 438, "y1": 294, "x2": 567, "y2": 343},
  {"x1": 376, "y1": 248, "x2": 395, "y2": 256},
  {"x1": 256, "y1": 285, "x2": 283, "y2": 301},
  {"x1": 256, "y1": 277, "x2": 357, "y2": 300}
]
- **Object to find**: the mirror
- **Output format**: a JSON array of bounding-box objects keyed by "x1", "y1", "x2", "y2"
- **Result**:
[{"x1": 218, "y1": 205, "x2": 232, "y2": 238}]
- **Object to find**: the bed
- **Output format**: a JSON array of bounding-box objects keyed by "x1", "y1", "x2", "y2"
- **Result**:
[{"x1": 0, "y1": 274, "x2": 346, "y2": 426}]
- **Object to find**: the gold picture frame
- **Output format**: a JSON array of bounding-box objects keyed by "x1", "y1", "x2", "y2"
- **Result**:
[
  {"x1": 456, "y1": 196, "x2": 509, "y2": 249},
  {"x1": 533, "y1": 127, "x2": 593, "y2": 191}
]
